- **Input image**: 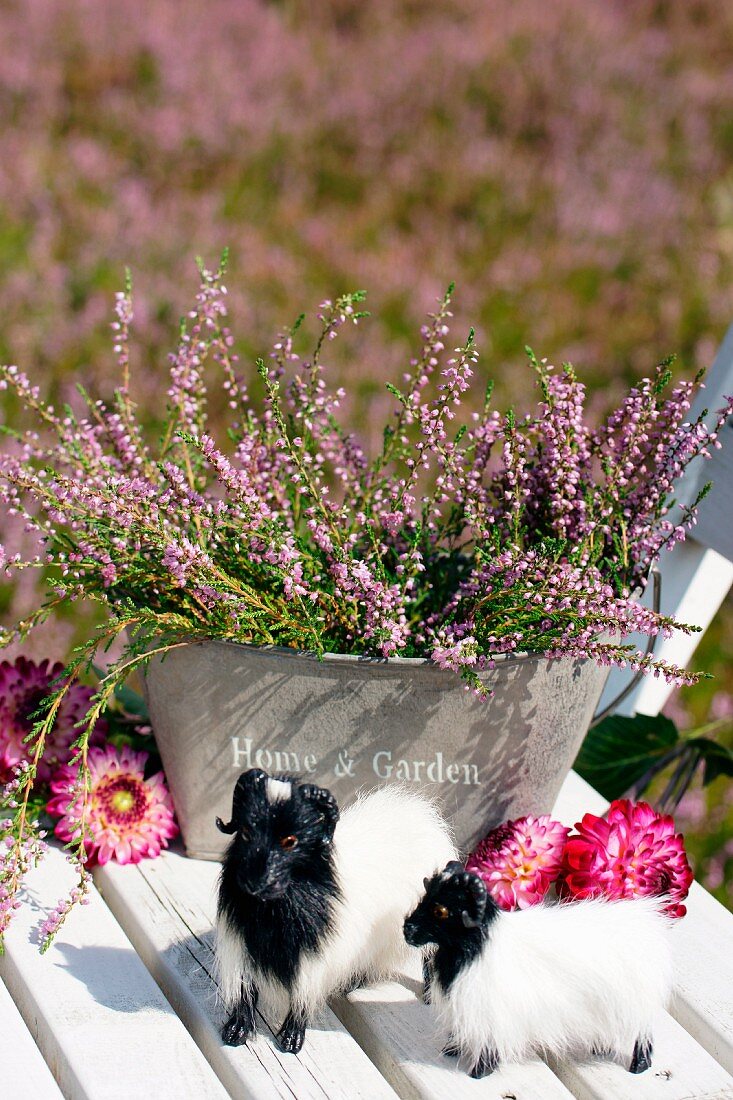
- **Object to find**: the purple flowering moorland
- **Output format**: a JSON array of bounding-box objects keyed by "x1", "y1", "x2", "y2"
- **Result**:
[{"x1": 0, "y1": 257, "x2": 731, "y2": 945}]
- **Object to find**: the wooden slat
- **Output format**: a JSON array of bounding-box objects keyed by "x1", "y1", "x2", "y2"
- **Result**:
[
  {"x1": 333, "y1": 968, "x2": 574, "y2": 1100},
  {"x1": 0, "y1": 976, "x2": 64, "y2": 1099},
  {"x1": 549, "y1": 1014, "x2": 733, "y2": 1100},
  {"x1": 597, "y1": 542, "x2": 733, "y2": 718},
  {"x1": 554, "y1": 772, "x2": 733, "y2": 1078},
  {"x1": 94, "y1": 847, "x2": 399, "y2": 1100},
  {"x1": 0, "y1": 844, "x2": 228, "y2": 1100}
]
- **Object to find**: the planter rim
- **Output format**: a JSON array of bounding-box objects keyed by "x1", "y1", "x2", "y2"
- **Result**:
[{"x1": 163, "y1": 636, "x2": 574, "y2": 677}]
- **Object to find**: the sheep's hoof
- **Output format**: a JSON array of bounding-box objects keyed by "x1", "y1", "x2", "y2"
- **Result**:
[
  {"x1": 469, "y1": 1050, "x2": 498, "y2": 1078},
  {"x1": 222, "y1": 1014, "x2": 255, "y2": 1046},
  {"x1": 629, "y1": 1038, "x2": 653, "y2": 1074},
  {"x1": 277, "y1": 1013, "x2": 306, "y2": 1055}
]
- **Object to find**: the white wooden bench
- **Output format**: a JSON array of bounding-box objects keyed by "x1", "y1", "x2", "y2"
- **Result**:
[{"x1": 2, "y1": 770, "x2": 732, "y2": 1100}]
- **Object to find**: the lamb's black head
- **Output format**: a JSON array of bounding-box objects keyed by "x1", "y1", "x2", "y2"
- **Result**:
[
  {"x1": 404, "y1": 862, "x2": 496, "y2": 947},
  {"x1": 216, "y1": 769, "x2": 340, "y2": 901}
]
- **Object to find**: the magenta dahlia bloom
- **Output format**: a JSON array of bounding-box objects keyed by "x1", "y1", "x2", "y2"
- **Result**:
[
  {"x1": 466, "y1": 814, "x2": 571, "y2": 910},
  {"x1": 0, "y1": 657, "x2": 106, "y2": 784},
  {"x1": 558, "y1": 799, "x2": 693, "y2": 918},
  {"x1": 47, "y1": 745, "x2": 178, "y2": 865}
]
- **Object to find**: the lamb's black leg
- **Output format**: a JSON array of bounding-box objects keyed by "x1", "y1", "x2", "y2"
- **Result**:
[
  {"x1": 469, "y1": 1046, "x2": 499, "y2": 1079},
  {"x1": 442, "y1": 1037, "x2": 461, "y2": 1058},
  {"x1": 423, "y1": 956, "x2": 433, "y2": 1005},
  {"x1": 277, "y1": 1008, "x2": 307, "y2": 1054},
  {"x1": 629, "y1": 1037, "x2": 653, "y2": 1074},
  {"x1": 222, "y1": 981, "x2": 258, "y2": 1046}
]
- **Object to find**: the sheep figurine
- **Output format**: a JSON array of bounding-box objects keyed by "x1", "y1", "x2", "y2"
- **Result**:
[
  {"x1": 404, "y1": 863, "x2": 674, "y2": 1079},
  {"x1": 214, "y1": 768, "x2": 457, "y2": 1054}
]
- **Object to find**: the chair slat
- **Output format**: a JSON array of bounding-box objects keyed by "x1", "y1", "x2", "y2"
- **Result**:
[
  {"x1": 0, "y1": 845, "x2": 229, "y2": 1100},
  {"x1": 0, "y1": 976, "x2": 64, "y2": 1098}
]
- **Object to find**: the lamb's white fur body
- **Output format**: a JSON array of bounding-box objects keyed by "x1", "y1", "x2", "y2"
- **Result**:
[
  {"x1": 431, "y1": 896, "x2": 673, "y2": 1064},
  {"x1": 216, "y1": 784, "x2": 456, "y2": 1016}
]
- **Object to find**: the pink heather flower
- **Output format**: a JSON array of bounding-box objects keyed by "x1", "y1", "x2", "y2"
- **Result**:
[
  {"x1": 466, "y1": 814, "x2": 570, "y2": 911},
  {"x1": 47, "y1": 745, "x2": 178, "y2": 866},
  {"x1": 0, "y1": 658, "x2": 106, "y2": 785},
  {"x1": 558, "y1": 799, "x2": 693, "y2": 918}
]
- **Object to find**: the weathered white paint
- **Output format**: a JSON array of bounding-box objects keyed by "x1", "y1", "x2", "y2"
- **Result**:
[
  {"x1": 554, "y1": 772, "x2": 733, "y2": 1077},
  {"x1": 0, "y1": 976, "x2": 64, "y2": 1099},
  {"x1": 0, "y1": 844, "x2": 228, "y2": 1100},
  {"x1": 95, "y1": 847, "x2": 399, "y2": 1100}
]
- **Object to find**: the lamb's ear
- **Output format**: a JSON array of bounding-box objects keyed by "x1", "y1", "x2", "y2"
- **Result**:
[
  {"x1": 299, "y1": 783, "x2": 340, "y2": 843},
  {"x1": 216, "y1": 768, "x2": 268, "y2": 833}
]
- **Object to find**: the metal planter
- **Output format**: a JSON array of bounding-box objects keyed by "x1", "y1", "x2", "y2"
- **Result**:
[{"x1": 142, "y1": 641, "x2": 609, "y2": 860}]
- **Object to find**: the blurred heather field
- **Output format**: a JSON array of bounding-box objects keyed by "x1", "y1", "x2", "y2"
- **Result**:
[{"x1": 0, "y1": 0, "x2": 732, "y2": 902}]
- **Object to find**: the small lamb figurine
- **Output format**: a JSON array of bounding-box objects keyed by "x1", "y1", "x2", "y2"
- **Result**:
[
  {"x1": 404, "y1": 863, "x2": 673, "y2": 1079},
  {"x1": 215, "y1": 768, "x2": 457, "y2": 1054}
]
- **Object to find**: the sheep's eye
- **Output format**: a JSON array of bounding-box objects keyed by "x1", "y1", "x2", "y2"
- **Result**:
[
  {"x1": 280, "y1": 835, "x2": 298, "y2": 851},
  {"x1": 432, "y1": 903, "x2": 450, "y2": 921}
]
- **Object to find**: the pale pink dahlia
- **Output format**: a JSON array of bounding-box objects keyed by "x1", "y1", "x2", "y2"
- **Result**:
[
  {"x1": 466, "y1": 814, "x2": 571, "y2": 910},
  {"x1": 47, "y1": 745, "x2": 178, "y2": 865},
  {"x1": 558, "y1": 799, "x2": 693, "y2": 918},
  {"x1": 0, "y1": 657, "x2": 106, "y2": 784}
]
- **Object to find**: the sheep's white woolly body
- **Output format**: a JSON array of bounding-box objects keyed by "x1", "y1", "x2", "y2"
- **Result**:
[
  {"x1": 430, "y1": 896, "x2": 673, "y2": 1065},
  {"x1": 216, "y1": 785, "x2": 456, "y2": 1016}
]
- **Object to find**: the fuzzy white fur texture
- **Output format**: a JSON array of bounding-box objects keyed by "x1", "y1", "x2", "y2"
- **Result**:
[
  {"x1": 216, "y1": 784, "x2": 457, "y2": 1016},
  {"x1": 430, "y1": 896, "x2": 674, "y2": 1065}
]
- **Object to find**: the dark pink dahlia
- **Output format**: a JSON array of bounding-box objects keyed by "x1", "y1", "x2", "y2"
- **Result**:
[
  {"x1": 0, "y1": 657, "x2": 106, "y2": 784},
  {"x1": 467, "y1": 814, "x2": 570, "y2": 911},
  {"x1": 558, "y1": 799, "x2": 693, "y2": 918}
]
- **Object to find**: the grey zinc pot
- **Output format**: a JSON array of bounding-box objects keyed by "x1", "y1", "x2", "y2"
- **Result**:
[{"x1": 142, "y1": 641, "x2": 610, "y2": 860}]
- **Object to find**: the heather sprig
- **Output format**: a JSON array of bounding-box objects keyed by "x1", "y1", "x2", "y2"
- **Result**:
[{"x1": 0, "y1": 263, "x2": 731, "y2": 947}]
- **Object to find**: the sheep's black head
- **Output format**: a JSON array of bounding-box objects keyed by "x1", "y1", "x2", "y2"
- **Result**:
[
  {"x1": 217, "y1": 769, "x2": 340, "y2": 901},
  {"x1": 404, "y1": 862, "x2": 496, "y2": 947}
]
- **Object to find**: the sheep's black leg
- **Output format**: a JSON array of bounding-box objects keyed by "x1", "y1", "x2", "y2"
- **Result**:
[
  {"x1": 222, "y1": 981, "x2": 258, "y2": 1046},
  {"x1": 277, "y1": 1008, "x2": 307, "y2": 1054},
  {"x1": 629, "y1": 1037, "x2": 653, "y2": 1074},
  {"x1": 422, "y1": 956, "x2": 433, "y2": 1004},
  {"x1": 442, "y1": 1037, "x2": 461, "y2": 1058},
  {"x1": 469, "y1": 1046, "x2": 499, "y2": 1079}
]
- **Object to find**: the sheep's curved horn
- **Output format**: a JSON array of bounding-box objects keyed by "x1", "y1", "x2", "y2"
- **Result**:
[
  {"x1": 461, "y1": 910, "x2": 482, "y2": 929},
  {"x1": 299, "y1": 783, "x2": 340, "y2": 842},
  {"x1": 465, "y1": 872, "x2": 488, "y2": 922},
  {"x1": 444, "y1": 861, "x2": 464, "y2": 876},
  {"x1": 215, "y1": 768, "x2": 267, "y2": 833}
]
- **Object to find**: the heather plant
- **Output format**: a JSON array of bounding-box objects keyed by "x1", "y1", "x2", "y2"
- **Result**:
[{"x1": 0, "y1": 261, "x2": 731, "y2": 946}]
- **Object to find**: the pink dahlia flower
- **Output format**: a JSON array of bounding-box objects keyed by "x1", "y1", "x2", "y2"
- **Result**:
[
  {"x1": 0, "y1": 657, "x2": 106, "y2": 784},
  {"x1": 558, "y1": 799, "x2": 693, "y2": 918},
  {"x1": 466, "y1": 814, "x2": 570, "y2": 911},
  {"x1": 47, "y1": 745, "x2": 178, "y2": 865}
]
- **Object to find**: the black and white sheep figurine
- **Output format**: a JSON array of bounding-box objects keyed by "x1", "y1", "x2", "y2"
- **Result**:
[
  {"x1": 404, "y1": 863, "x2": 673, "y2": 1079},
  {"x1": 214, "y1": 768, "x2": 457, "y2": 1054}
]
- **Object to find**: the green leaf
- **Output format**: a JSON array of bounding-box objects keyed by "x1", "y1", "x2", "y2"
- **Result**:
[
  {"x1": 686, "y1": 738, "x2": 733, "y2": 787},
  {"x1": 574, "y1": 713, "x2": 680, "y2": 800}
]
